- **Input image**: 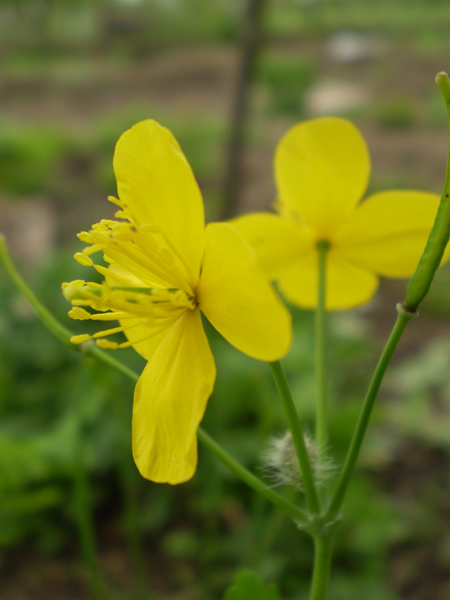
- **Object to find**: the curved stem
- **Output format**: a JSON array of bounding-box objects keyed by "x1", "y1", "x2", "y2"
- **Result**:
[
  {"x1": 197, "y1": 428, "x2": 308, "y2": 523},
  {"x1": 309, "y1": 534, "x2": 334, "y2": 600},
  {"x1": 315, "y1": 241, "x2": 328, "y2": 453},
  {"x1": 270, "y1": 361, "x2": 321, "y2": 515},
  {"x1": 0, "y1": 234, "x2": 74, "y2": 347},
  {"x1": 326, "y1": 304, "x2": 416, "y2": 520}
]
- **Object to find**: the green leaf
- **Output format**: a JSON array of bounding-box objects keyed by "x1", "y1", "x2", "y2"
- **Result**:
[{"x1": 224, "y1": 570, "x2": 281, "y2": 600}]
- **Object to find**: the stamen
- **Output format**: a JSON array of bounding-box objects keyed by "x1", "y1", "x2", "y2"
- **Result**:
[
  {"x1": 70, "y1": 334, "x2": 91, "y2": 344},
  {"x1": 75, "y1": 253, "x2": 94, "y2": 266},
  {"x1": 62, "y1": 281, "x2": 88, "y2": 300},
  {"x1": 66, "y1": 210, "x2": 200, "y2": 351},
  {"x1": 92, "y1": 326, "x2": 123, "y2": 338},
  {"x1": 69, "y1": 307, "x2": 92, "y2": 320},
  {"x1": 96, "y1": 339, "x2": 120, "y2": 349},
  {"x1": 107, "y1": 196, "x2": 122, "y2": 207},
  {"x1": 93, "y1": 264, "x2": 139, "y2": 286},
  {"x1": 62, "y1": 279, "x2": 85, "y2": 290},
  {"x1": 79, "y1": 216, "x2": 193, "y2": 293},
  {"x1": 106, "y1": 328, "x2": 161, "y2": 350},
  {"x1": 78, "y1": 231, "x2": 96, "y2": 244},
  {"x1": 90, "y1": 311, "x2": 136, "y2": 321}
]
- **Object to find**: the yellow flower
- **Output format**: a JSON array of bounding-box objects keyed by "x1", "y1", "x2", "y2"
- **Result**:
[
  {"x1": 63, "y1": 120, "x2": 292, "y2": 485},
  {"x1": 233, "y1": 117, "x2": 448, "y2": 310}
]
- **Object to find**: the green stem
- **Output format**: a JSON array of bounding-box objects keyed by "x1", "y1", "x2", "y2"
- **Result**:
[
  {"x1": 83, "y1": 342, "x2": 139, "y2": 383},
  {"x1": 309, "y1": 534, "x2": 334, "y2": 600},
  {"x1": 326, "y1": 304, "x2": 416, "y2": 520},
  {"x1": 0, "y1": 236, "x2": 309, "y2": 525},
  {"x1": 0, "y1": 234, "x2": 74, "y2": 347},
  {"x1": 197, "y1": 428, "x2": 308, "y2": 523},
  {"x1": 269, "y1": 361, "x2": 321, "y2": 515},
  {"x1": 315, "y1": 241, "x2": 329, "y2": 453}
]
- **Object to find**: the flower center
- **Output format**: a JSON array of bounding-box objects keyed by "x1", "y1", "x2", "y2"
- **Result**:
[
  {"x1": 63, "y1": 195, "x2": 198, "y2": 350},
  {"x1": 63, "y1": 279, "x2": 196, "y2": 349},
  {"x1": 316, "y1": 239, "x2": 331, "y2": 252}
]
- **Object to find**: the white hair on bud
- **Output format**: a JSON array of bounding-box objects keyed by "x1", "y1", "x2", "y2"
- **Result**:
[{"x1": 261, "y1": 430, "x2": 335, "y2": 491}]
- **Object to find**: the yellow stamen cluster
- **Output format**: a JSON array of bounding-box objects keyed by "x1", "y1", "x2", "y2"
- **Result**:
[{"x1": 63, "y1": 197, "x2": 196, "y2": 350}]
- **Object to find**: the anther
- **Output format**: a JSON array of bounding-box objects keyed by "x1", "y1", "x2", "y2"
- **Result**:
[
  {"x1": 68, "y1": 307, "x2": 92, "y2": 320},
  {"x1": 75, "y1": 252, "x2": 94, "y2": 266},
  {"x1": 70, "y1": 334, "x2": 91, "y2": 344},
  {"x1": 96, "y1": 339, "x2": 119, "y2": 349}
]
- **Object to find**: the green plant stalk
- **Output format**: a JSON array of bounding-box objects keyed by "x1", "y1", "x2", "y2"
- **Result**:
[
  {"x1": 308, "y1": 534, "x2": 334, "y2": 600},
  {"x1": 404, "y1": 71, "x2": 450, "y2": 311},
  {"x1": 315, "y1": 241, "x2": 328, "y2": 453},
  {"x1": 270, "y1": 361, "x2": 321, "y2": 515},
  {"x1": 326, "y1": 304, "x2": 416, "y2": 520},
  {"x1": 198, "y1": 428, "x2": 308, "y2": 523},
  {"x1": 0, "y1": 238, "x2": 309, "y2": 525},
  {"x1": 0, "y1": 234, "x2": 74, "y2": 347}
]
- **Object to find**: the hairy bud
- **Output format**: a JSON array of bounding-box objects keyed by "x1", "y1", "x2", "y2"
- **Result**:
[{"x1": 261, "y1": 430, "x2": 334, "y2": 491}]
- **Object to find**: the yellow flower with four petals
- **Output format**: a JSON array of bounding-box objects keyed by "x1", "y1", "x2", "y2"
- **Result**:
[
  {"x1": 233, "y1": 117, "x2": 448, "y2": 310},
  {"x1": 63, "y1": 120, "x2": 292, "y2": 485}
]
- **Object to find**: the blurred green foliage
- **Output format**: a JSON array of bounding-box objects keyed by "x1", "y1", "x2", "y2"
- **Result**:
[
  {"x1": 93, "y1": 107, "x2": 225, "y2": 193},
  {"x1": 2, "y1": 0, "x2": 450, "y2": 53},
  {"x1": 258, "y1": 53, "x2": 316, "y2": 116},
  {"x1": 224, "y1": 569, "x2": 281, "y2": 600},
  {"x1": 0, "y1": 126, "x2": 69, "y2": 196},
  {"x1": 374, "y1": 99, "x2": 417, "y2": 130}
]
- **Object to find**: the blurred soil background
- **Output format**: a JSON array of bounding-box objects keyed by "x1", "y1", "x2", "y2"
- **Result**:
[{"x1": 2, "y1": 1, "x2": 450, "y2": 599}]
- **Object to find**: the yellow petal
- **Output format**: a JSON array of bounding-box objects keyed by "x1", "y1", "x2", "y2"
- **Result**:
[
  {"x1": 275, "y1": 117, "x2": 370, "y2": 239},
  {"x1": 277, "y1": 249, "x2": 379, "y2": 310},
  {"x1": 113, "y1": 120, "x2": 205, "y2": 287},
  {"x1": 231, "y1": 212, "x2": 314, "y2": 279},
  {"x1": 132, "y1": 309, "x2": 216, "y2": 484},
  {"x1": 198, "y1": 222, "x2": 292, "y2": 361},
  {"x1": 335, "y1": 190, "x2": 448, "y2": 277}
]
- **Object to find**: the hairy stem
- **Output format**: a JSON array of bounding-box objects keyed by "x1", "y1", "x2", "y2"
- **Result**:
[{"x1": 270, "y1": 361, "x2": 321, "y2": 515}]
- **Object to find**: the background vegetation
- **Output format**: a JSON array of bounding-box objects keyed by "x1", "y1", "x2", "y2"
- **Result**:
[{"x1": 2, "y1": 0, "x2": 450, "y2": 598}]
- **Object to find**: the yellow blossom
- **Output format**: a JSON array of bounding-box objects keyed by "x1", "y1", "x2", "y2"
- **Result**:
[
  {"x1": 233, "y1": 117, "x2": 450, "y2": 310},
  {"x1": 63, "y1": 120, "x2": 292, "y2": 485}
]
